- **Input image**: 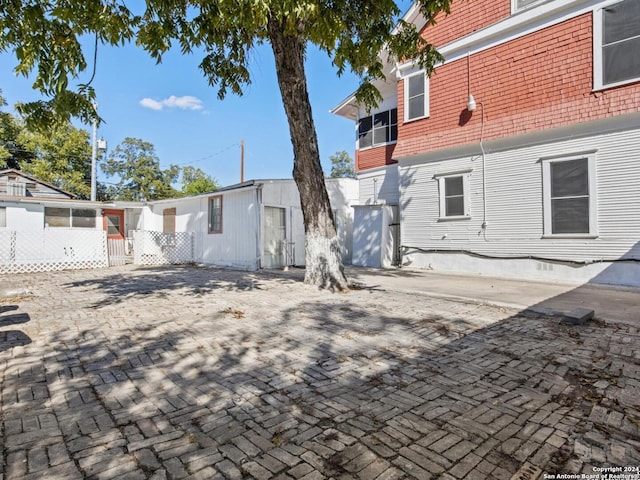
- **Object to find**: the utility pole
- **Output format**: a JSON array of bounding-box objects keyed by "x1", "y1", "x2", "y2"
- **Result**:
[
  {"x1": 91, "y1": 103, "x2": 98, "y2": 201},
  {"x1": 240, "y1": 139, "x2": 245, "y2": 183}
]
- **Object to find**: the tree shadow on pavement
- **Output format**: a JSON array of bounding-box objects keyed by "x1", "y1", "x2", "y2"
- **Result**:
[
  {"x1": 2, "y1": 272, "x2": 639, "y2": 479},
  {"x1": 60, "y1": 264, "x2": 299, "y2": 309}
]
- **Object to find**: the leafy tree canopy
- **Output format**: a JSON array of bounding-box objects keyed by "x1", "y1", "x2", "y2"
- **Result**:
[
  {"x1": 1, "y1": 89, "x2": 93, "y2": 197},
  {"x1": 181, "y1": 166, "x2": 219, "y2": 196},
  {"x1": 329, "y1": 150, "x2": 356, "y2": 179},
  {"x1": 0, "y1": 0, "x2": 450, "y2": 127},
  {"x1": 102, "y1": 137, "x2": 181, "y2": 201},
  {"x1": 18, "y1": 122, "x2": 93, "y2": 198},
  {"x1": 0, "y1": 0, "x2": 453, "y2": 289},
  {"x1": 0, "y1": 89, "x2": 31, "y2": 169}
]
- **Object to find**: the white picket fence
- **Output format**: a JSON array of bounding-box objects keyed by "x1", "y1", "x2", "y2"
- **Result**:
[
  {"x1": 132, "y1": 230, "x2": 194, "y2": 265},
  {"x1": 0, "y1": 229, "x2": 108, "y2": 274}
]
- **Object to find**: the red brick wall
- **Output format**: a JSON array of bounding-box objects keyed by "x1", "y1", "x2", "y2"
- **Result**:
[
  {"x1": 356, "y1": 144, "x2": 397, "y2": 171},
  {"x1": 396, "y1": 13, "x2": 640, "y2": 159},
  {"x1": 423, "y1": 0, "x2": 511, "y2": 47}
]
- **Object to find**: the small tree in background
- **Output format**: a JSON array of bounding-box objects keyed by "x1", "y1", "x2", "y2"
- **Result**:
[
  {"x1": 181, "y1": 166, "x2": 219, "y2": 196},
  {"x1": 102, "y1": 137, "x2": 181, "y2": 201},
  {"x1": 329, "y1": 150, "x2": 356, "y2": 179}
]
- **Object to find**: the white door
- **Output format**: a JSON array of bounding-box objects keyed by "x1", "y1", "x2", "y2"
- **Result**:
[{"x1": 263, "y1": 207, "x2": 286, "y2": 268}]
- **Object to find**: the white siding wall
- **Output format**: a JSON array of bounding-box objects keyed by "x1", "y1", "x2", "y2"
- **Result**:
[
  {"x1": 261, "y1": 179, "x2": 358, "y2": 266},
  {"x1": 400, "y1": 128, "x2": 640, "y2": 285},
  {"x1": 143, "y1": 179, "x2": 358, "y2": 269},
  {"x1": 3, "y1": 203, "x2": 45, "y2": 230},
  {"x1": 326, "y1": 178, "x2": 359, "y2": 264},
  {"x1": 358, "y1": 165, "x2": 400, "y2": 205},
  {"x1": 147, "y1": 189, "x2": 260, "y2": 270}
]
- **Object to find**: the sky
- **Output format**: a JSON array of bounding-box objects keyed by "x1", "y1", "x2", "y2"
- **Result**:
[{"x1": 0, "y1": 1, "x2": 413, "y2": 188}]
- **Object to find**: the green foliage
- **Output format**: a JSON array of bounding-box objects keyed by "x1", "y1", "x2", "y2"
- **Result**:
[
  {"x1": 0, "y1": 90, "x2": 32, "y2": 169},
  {"x1": 181, "y1": 166, "x2": 219, "y2": 195},
  {"x1": 18, "y1": 123, "x2": 93, "y2": 198},
  {"x1": 0, "y1": 0, "x2": 453, "y2": 287},
  {"x1": 329, "y1": 150, "x2": 356, "y2": 179},
  {"x1": 1, "y1": 90, "x2": 93, "y2": 197},
  {"x1": 0, "y1": 0, "x2": 452, "y2": 126},
  {"x1": 102, "y1": 137, "x2": 181, "y2": 201},
  {"x1": 0, "y1": 0, "x2": 137, "y2": 129}
]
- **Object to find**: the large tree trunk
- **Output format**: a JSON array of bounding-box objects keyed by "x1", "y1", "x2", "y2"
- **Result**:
[{"x1": 268, "y1": 18, "x2": 349, "y2": 291}]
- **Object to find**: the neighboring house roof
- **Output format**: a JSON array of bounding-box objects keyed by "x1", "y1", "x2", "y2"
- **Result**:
[
  {"x1": 147, "y1": 177, "x2": 358, "y2": 205},
  {"x1": 0, "y1": 195, "x2": 103, "y2": 209},
  {"x1": 0, "y1": 168, "x2": 76, "y2": 199}
]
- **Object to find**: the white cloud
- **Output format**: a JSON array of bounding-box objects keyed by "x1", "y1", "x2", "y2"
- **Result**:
[
  {"x1": 139, "y1": 98, "x2": 163, "y2": 110},
  {"x1": 139, "y1": 95, "x2": 204, "y2": 111}
]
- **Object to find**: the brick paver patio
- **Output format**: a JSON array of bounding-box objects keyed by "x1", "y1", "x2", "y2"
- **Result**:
[{"x1": 1, "y1": 265, "x2": 639, "y2": 479}]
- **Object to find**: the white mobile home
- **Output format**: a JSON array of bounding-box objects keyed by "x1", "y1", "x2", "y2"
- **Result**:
[{"x1": 142, "y1": 178, "x2": 358, "y2": 270}]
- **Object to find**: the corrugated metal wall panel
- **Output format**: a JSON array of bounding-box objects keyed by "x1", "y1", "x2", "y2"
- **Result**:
[{"x1": 400, "y1": 127, "x2": 640, "y2": 262}]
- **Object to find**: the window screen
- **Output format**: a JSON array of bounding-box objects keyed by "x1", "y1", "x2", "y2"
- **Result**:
[
  {"x1": 72, "y1": 209, "x2": 96, "y2": 228},
  {"x1": 106, "y1": 215, "x2": 120, "y2": 235},
  {"x1": 407, "y1": 74, "x2": 425, "y2": 120},
  {"x1": 602, "y1": 0, "x2": 640, "y2": 85},
  {"x1": 444, "y1": 176, "x2": 465, "y2": 217},
  {"x1": 373, "y1": 111, "x2": 390, "y2": 145},
  {"x1": 358, "y1": 116, "x2": 373, "y2": 149},
  {"x1": 208, "y1": 196, "x2": 223, "y2": 233},
  {"x1": 45, "y1": 207, "x2": 70, "y2": 227},
  {"x1": 550, "y1": 158, "x2": 590, "y2": 234}
]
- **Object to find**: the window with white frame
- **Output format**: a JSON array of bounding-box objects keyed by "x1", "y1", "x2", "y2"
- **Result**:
[
  {"x1": 0, "y1": 207, "x2": 5, "y2": 228},
  {"x1": 542, "y1": 154, "x2": 597, "y2": 236},
  {"x1": 594, "y1": 0, "x2": 640, "y2": 89},
  {"x1": 436, "y1": 171, "x2": 471, "y2": 219},
  {"x1": 404, "y1": 72, "x2": 429, "y2": 121},
  {"x1": 208, "y1": 195, "x2": 223, "y2": 234},
  {"x1": 44, "y1": 207, "x2": 97, "y2": 228},
  {"x1": 357, "y1": 108, "x2": 397, "y2": 149}
]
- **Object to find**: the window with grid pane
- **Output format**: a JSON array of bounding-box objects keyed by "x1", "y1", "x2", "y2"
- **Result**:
[{"x1": 357, "y1": 109, "x2": 397, "y2": 150}]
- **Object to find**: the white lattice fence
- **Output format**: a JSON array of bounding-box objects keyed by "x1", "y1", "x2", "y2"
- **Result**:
[
  {"x1": 132, "y1": 230, "x2": 194, "y2": 265},
  {"x1": 0, "y1": 229, "x2": 108, "y2": 274}
]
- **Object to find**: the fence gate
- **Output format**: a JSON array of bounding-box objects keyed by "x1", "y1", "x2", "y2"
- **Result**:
[{"x1": 107, "y1": 238, "x2": 127, "y2": 266}]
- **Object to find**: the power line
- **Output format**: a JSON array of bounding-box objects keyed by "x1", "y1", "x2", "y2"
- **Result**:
[{"x1": 173, "y1": 142, "x2": 240, "y2": 167}]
